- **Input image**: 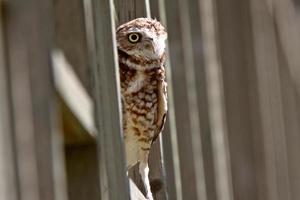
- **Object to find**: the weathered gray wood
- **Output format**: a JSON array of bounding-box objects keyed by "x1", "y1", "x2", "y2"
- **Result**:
[
  {"x1": 249, "y1": 1, "x2": 292, "y2": 200},
  {"x1": 88, "y1": 0, "x2": 130, "y2": 199},
  {"x1": 4, "y1": 0, "x2": 68, "y2": 200},
  {"x1": 114, "y1": 0, "x2": 150, "y2": 26},
  {"x1": 155, "y1": 1, "x2": 183, "y2": 199},
  {"x1": 277, "y1": 48, "x2": 300, "y2": 200},
  {"x1": 160, "y1": 0, "x2": 216, "y2": 199},
  {"x1": 269, "y1": 6, "x2": 300, "y2": 199},
  {"x1": 148, "y1": 138, "x2": 167, "y2": 200},
  {"x1": 185, "y1": 0, "x2": 219, "y2": 199},
  {"x1": 0, "y1": 4, "x2": 18, "y2": 200},
  {"x1": 149, "y1": 0, "x2": 160, "y2": 20},
  {"x1": 198, "y1": 0, "x2": 234, "y2": 200},
  {"x1": 54, "y1": 0, "x2": 91, "y2": 93},
  {"x1": 213, "y1": 0, "x2": 262, "y2": 199},
  {"x1": 271, "y1": 0, "x2": 300, "y2": 95},
  {"x1": 160, "y1": 0, "x2": 199, "y2": 199}
]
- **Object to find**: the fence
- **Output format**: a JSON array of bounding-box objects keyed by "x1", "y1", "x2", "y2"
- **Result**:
[{"x1": 1, "y1": 0, "x2": 300, "y2": 199}]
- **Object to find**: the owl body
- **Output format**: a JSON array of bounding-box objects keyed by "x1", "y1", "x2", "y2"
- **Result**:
[
  {"x1": 117, "y1": 18, "x2": 167, "y2": 200},
  {"x1": 119, "y1": 55, "x2": 166, "y2": 167}
]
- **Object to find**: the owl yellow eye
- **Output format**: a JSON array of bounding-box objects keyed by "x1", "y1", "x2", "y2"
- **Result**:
[{"x1": 128, "y1": 33, "x2": 141, "y2": 43}]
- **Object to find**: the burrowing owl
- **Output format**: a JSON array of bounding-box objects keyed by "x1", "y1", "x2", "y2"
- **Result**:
[{"x1": 117, "y1": 18, "x2": 167, "y2": 200}]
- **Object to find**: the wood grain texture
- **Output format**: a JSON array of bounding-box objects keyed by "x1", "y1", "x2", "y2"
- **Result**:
[
  {"x1": 250, "y1": 1, "x2": 290, "y2": 200},
  {"x1": 271, "y1": 0, "x2": 300, "y2": 95},
  {"x1": 161, "y1": 0, "x2": 199, "y2": 199},
  {"x1": 214, "y1": 0, "x2": 260, "y2": 199},
  {"x1": 0, "y1": 4, "x2": 18, "y2": 200},
  {"x1": 114, "y1": 0, "x2": 150, "y2": 26},
  {"x1": 198, "y1": 0, "x2": 235, "y2": 199},
  {"x1": 88, "y1": 0, "x2": 130, "y2": 199},
  {"x1": 3, "y1": 0, "x2": 67, "y2": 199},
  {"x1": 160, "y1": 0, "x2": 217, "y2": 199},
  {"x1": 155, "y1": 1, "x2": 183, "y2": 199},
  {"x1": 53, "y1": 0, "x2": 91, "y2": 93}
]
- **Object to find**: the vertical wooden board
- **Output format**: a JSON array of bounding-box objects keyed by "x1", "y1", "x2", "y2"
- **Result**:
[
  {"x1": 161, "y1": 0, "x2": 212, "y2": 199},
  {"x1": 214, "y1": 0, "x2": 260, "y2": 199},
  {"x1": 156, "y1": 1, "x2": 183, "y2": 199},
  {"x1": 250, "y1": 0, "x2": 291, "y2": 200},
  {"x1": 159, "y1": 119, "x2": 180, "y2": 200},
  {"x1": 65, "y1": 145, "x2": 101, "y2": 200},
  {"x1": 148, "y1": 138, "x2": 167, "y2": 200},
  {"x1": 277, "y1": 44, "x2": 300, "y2": 200},
  {"x1": 161, "y1": 0, "x2": 198, "y2": 198},
  {"x1": 149, "y1": 0, "x2": 160, "y2": 20},
  {"x1": 4, "y1": 0, "x2": 67, "y2": 200},
  {"x1": 186, "y1": 0, "x2": 218, "y2": 199},
  {"x1": 272, "y1": 0, "x2": 300, "y2": 95},
  {"x1": 53, "y1": 0, "x2": 91, "y2": 93},
  {"x1": 198, "y1": 0, "x2": 235, "y2": 199},
  {"x1": 89, "y1": 0, "x2": 130, "y2": 199},
  {"x1": 114, "y1": 0, "x2": 149, "y2": 26},
  {"x1": 0, "y1": 4, "x2": 18, "y2": 200}
]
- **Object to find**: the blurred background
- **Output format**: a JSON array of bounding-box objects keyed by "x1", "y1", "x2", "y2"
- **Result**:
[{"x1": 1, "y1": 0, "x2": 300, "y2": 200}]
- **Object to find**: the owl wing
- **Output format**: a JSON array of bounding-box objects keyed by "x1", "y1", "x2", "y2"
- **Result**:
[{"x1": 152, "y1": 79, "x2": 167, "y2": 144}]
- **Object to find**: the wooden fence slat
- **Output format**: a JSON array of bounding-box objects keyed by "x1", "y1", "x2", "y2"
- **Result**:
[
  {"x1": 156, "y1": 2, "x2": 183, "y2": 199},
  {"x1": 198, "y1": 0, "x2": 235, "y2": 199},
  {"x1": 277, "y1": 47, "x2": 300, "y2": 200},
  {"x1": 272, "y1": 0, "x2": 300, "y2": 95},
  {"x1": 177, "y1": 0, "x2": 208, "y2": 199},
  {"x1": 160, "y1": 0, "x2": 217, "y2": 199},
  {"x1": 0, "y1": 3, "x2": 18, "y2": 200},
  {"x1": 185, "y1": 0, "x2": 219, "y2": 199},
  {"x1": 159, "y1": 0, "x2": 198, "y2": 198},
  {"x1": 249, "y1": 1, "x2": 291, "y2": 200},
  {"x1": 88, "y1": 0, "x2": 130, "y2": 199},
  {"x1": 213, "y1": 0, "x2": 263, "y2": 199},
  {"x1": 114, "y1": 0, "x2": 150, "y2": 26},
  {"x1": 4, "y1": 0, "x2": 68, "y2": 200},
  {"x1": 54, "y1": 0, "x2": 91, "y2": 93}
]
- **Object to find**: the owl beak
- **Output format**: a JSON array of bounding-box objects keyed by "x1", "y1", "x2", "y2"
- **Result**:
[
  {"x1": 144, "y1": 39, "x2": 156, "y2": 54},
  {"x1": 144, "y1": 37, "x2": 165, "y2": 58}
]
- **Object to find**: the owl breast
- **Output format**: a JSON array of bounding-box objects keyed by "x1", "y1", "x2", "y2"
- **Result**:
[
  {"x1": 120, "y1": 61, "x2": 166, "y2": 167},
  {"x1": 121, "y1": 67, "x2": 159, "y2": 139}
]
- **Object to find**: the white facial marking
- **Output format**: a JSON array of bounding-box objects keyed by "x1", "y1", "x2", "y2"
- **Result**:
[{"x1": 154, "y1": 38, "x2": 166, "y2": 57}]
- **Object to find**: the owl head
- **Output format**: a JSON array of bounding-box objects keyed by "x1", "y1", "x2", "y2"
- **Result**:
[{"x1": 116, "y1": 18, "x2": 167, "y2": 60}]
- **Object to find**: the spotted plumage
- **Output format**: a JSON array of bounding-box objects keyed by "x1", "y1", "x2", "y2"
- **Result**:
[{"x1": 117, "y1": 18, "x2": 167, "y2": 200}]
